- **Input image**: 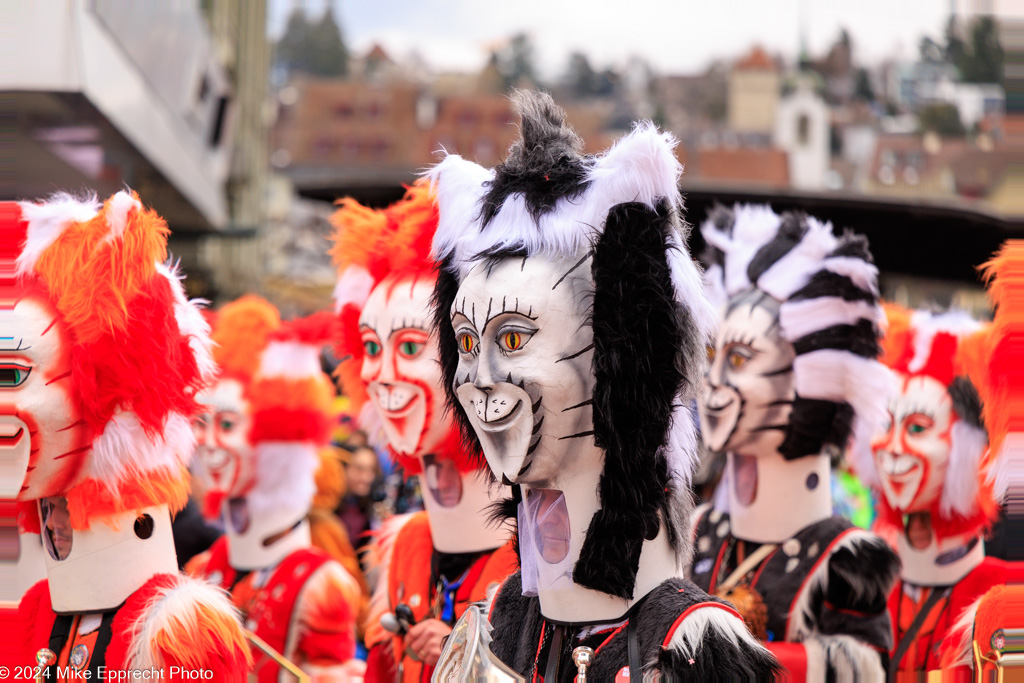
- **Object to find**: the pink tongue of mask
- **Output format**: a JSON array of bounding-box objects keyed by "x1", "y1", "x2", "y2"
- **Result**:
[{"x1": 734, "y1": 453, "x2": 758, "y2": 507}]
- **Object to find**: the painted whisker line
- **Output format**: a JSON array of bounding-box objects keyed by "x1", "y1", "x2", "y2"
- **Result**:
[
  {"x1": 562, "y1": 399, "x2": 594, "y2": 412},
  {"x1": 555, "y1": 343, "x2": 594, "y2": 363},
  {"x1": 54, "y1": 445, "x2": 91, "y2": 459},
  {"x1": 552, "y1": 252, "x2": 592, "y2": 290},
  {"x1": 45, "y1": 371, "x2": 73, "y2": 386},
  {"x1": 532, "y1": 395, "x2": 543, "y2": 413},
  {"x1": 526, "y1": 439, "x2": 541, "y2": 456},
  {"x1": 558, "y1": 430, "x2": 595, "y2": 441},
  {"x1": 761, "y1": 365, "x2": 793, "y2": 377},
  {"x1": 532, "y1": 416, "x2": 545, "y2": 435}
]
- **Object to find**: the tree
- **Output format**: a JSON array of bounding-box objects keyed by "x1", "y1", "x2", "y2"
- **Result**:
[
  {"x1": 918, "y1": 103, "x2": 966, "y2": 137},
  {"x1": 497, "y1": 33, "x2": 539, "y2": 90},
  {"x1": 565, "y1": 52, "x2": 597, "y2": 98},
  {"x1": 276, "y1": 6, "x2": 348, "y2": 78},
  {"x1": 962, "y1": 16, "x2": 1003, "y2": 84},
  {"x1": 854, "y1": 68, "x2": 875, "y2": 102}
]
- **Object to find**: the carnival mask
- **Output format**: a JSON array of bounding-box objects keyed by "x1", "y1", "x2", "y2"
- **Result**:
[
  {"x1": 700, "y1": 290, "x2": 795, "y2": 456},
  {"x1": 192, "y1": 377, "x2": 255, "y2": 503},
  {"x1": 359, "y1": 273, "x2": 450, "y2": 460},
  {"x1": 451, "y1": 254, "x2": 597, "y2": 486},
  {"x1": 7, "y1": 293, "x2": 88, "y2": 501},
  {"x1": 873, "y1": 373, "x2": 953, "y2": 513}
]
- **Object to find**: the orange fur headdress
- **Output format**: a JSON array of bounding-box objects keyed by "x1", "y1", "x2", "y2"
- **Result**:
[{"x1": 15, "y1": 191, "x2": 213, "y2": 530}]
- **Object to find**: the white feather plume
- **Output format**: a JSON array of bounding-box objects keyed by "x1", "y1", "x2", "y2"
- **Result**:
[
  {"x1": 88, "y1": 411, "x2": 194, "y2": 490},
  {"x1": 941, "y1": 421, "x2": 988, "y2": 518},
  {"x1": 333, "y1": 265, "x2": 376, "y2": 314}
]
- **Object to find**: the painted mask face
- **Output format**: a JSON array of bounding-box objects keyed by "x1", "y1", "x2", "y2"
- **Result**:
[
  {"x1": 451, "y1": 254, "x2": 596, "y2": 485},
  {"x1": 700, "y1": 290, "x2": 795, "y2": 456},
  {"x1": 192, "y1": 378, "x2": 254, "y2": 501},
  {"x1": 5, "y1": 294, "x2": 88, "y2": 501},
  {"x1": 872, "y1": 373, "x2": 953, "y2": 513},
  {"x1": 359, "y1": 273, "x2": 450, "y2": 459}
]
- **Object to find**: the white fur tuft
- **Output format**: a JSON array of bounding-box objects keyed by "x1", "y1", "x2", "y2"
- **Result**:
[
  {"x1": 792, "y1": 350, "x2": 895, "y2": 486},
  {"x1": 666, "y1": 230, "x2": 718, "y2": 346},
  {"x1": 941, "y1": 421, "x2": 988, "y2": 517},
  {"x1": 16, "y1": 193, "x2": 100, "y2": 276},
  {"x1": 987, "y1": 432, "x2": 1021, "y2": 504},
  {"x1": 88, "y1": 412, "x2": 194, "y2": 488},
  {"x1": 425, "y1": 154, "x2": 493, "y2": 273},
  {"x1": 663, "y1": 604, "x2": 772, "y2": 664},
  {"x1": 700, "y1": 204, "x2": 780, "y2": 297},
  {"x1": 259, "y1": 340, "x2": 323, "y2": 380},
  {"x1": 822, "y1": 256, "x2": 880, "y2": 296},
  {"x1": 104, "y1": 191, "x2": 142, "y2": 241},
  {"x1": 779, "y1": 298, "x2": 883, "y2": 344},
  {"x1": 333, "y1": 265, "x2": 376, "y2": 314},
  {"x1": 757, "y1": 216, "x2": 839, "y2": 302},
  {"x1": 156, "y1": 261, "x2": 216, "y2": 383},
  {"x1": 801, "y1": 634, "x2": 885, "y2": 682},
  {"x1": 125, "y1": 574, "x2": 241, "y2": 670},
  {"x1": 245, "y1": 442, "x2": 320, "y2": 520}
]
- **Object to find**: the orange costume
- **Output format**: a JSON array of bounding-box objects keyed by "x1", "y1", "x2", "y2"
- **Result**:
[
  {"x1": 9, "y1": 192, "x2": 250, "y2": 679},
  {"x1": 331, "y1": 183, "x2": 517, "y2": 681},
  {"x1": 185, "y1": 298, "x2": 362, "y2": 681}
]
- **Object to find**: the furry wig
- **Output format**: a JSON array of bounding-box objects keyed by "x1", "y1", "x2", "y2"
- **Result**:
[
  {"x1": 15, "y1": 191, "x2": 213, "y2": 529},
  {"x1": 330, "y1": 181, "x2": 475, "y2": 474},
  {"x1": 874, "y1": 303, "x2": 998, "y2": 541},
  {"x1": 240, "y1": 311, "x2": 336, "y2": 522},
  {"x1": 974, "y1": 242, "x2": 1023, "y2": 509},
  {"x1": 701, "y1": 204, "x2": 890, "y2": 478},
  {"x1": 428, "y1": 90, "x2": 716, "y2": 599}
]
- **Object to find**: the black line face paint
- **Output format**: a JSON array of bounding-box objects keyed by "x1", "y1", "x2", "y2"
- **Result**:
[
  {"x1": 699, "y1": 288, "x2": 796, "y2": 455},
  {"x1": 450, "y1": 252, "x2": 597, "y2": 486}
]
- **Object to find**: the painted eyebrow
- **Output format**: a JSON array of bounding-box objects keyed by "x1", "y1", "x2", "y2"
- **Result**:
[
  {"x1": 388, "y1": 318, "x2": 429, "y2": 339},
  {"x1": 481, "y1": 295, "x2": 538, "y2": 334}
]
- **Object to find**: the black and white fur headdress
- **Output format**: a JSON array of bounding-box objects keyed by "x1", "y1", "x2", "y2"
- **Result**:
[
  {"x1": 428, "y1": 91, "x2": 716, "y2": 598},
  {"x1": 702, "y1": 204, "x2": 891, "y2": 471}
]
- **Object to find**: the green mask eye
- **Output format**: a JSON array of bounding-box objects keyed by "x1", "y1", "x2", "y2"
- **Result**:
[
  {"x1": 0, "y1": 364, "x2": 31, "y2": 388},
  {"x1": 399, "y1": 341, "x2": 424, "y2": 358},
  {"x1": 908, "y1": 424, "x2": 925, "y2": 435},
  {"x1": 363, "y1": 340, "x2": 381, "y2": 357}
]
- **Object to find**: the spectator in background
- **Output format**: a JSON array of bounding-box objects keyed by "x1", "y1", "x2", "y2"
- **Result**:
[{"x1": 337, "y1": 445, "x2": 380, "y2": 558}]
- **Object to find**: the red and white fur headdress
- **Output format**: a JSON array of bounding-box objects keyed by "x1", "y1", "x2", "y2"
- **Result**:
[{"x1": 16, "y1": 191, "x2": 213, "y2": 530}]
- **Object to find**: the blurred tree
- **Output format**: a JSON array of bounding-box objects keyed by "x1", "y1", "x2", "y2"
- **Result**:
[
  {"x1": 565, "y1": 51, "x2": 597, "y2": 97},
  {"x1": 919, "y1": 35, "x2": 945, "y2": 64},
  {"x1": 277, "y1": 6, "x2": 348, "y2": 78},
  {"x1": 918, "y1": 103, "x2": 966, "y2": 137},
  {"x1": 961, "y1": 16, "x2": 1003, "y2": 84},
  {"x1": 497, "y1": 33, "x2": 539, "y2": 90},
  {"x1": 854, "y1": 68, "x2": 875, "y2": 102}
]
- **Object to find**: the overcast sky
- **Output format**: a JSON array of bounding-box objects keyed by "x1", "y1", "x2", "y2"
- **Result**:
[{"x1": 268, "y1": 0, "x2": 960, "y2": 78}]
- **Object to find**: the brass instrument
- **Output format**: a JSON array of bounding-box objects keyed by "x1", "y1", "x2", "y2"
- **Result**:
[
  {"x1": 572, "y1": 646, "x2": 595, "y2": 682},
  {"x1": 973, "y1": 628, "x2": 1024, "y2": 682},
  {"x1": 432, "y1": 604, "x2": 524, "y2": 682}
]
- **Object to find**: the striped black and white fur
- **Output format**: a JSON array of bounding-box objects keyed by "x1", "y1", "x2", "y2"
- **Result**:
[{"x1": 701, "y1": 204, "x2": 892, "y2": 475}]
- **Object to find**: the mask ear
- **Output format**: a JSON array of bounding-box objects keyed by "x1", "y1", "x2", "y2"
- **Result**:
[
  {"x1": 574, "y1": 199, "x2": 698, "y2": 599},
  {"x1": 426, "y1": 155, "x2": 492, "y2": 278}
]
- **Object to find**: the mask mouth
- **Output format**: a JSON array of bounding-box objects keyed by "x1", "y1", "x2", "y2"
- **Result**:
[
  {"x1": 227, "y1": 497, "x2": 250, "y2": 534},
  {"x1": 474, "y1": 399, "x2": 523, "y2": 432},
  {"x1": 371, "y1": 382, "x2": 420, "y2": 416},
  {"x1": 904, "y1": 511, "x2": 933, "y2": 550}
]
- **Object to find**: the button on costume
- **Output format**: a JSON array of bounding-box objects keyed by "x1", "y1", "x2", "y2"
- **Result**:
[
  {"x1": 689, "y1": 204, "x2": 901, "y2": 680},
  {"x1": 10, "y1": 192, "x2": 251, "y2": 680},
  {"x1": 429, "y1": 91, "x2": 780, "y2": 680},
  {"x1": 330, "y1": 182, "x2": 518, "y2": 682}
]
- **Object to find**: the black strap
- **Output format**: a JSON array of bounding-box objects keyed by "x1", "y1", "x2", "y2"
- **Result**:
[
  {"x1": 627, "y1": 616, "x2": 641, "y2": 681},
  {"x1": 85, "y1": 611, "x2": 118, "y2": 681},
  {"x1": 44, "y1": 613, "x2": 73, "y2": 678},
  {"x1": 889, "y1": 587, "x2": 947, "y2": 678},
  {"x1": 544, "y1": 624, "x2": 564, "y2": 682}
]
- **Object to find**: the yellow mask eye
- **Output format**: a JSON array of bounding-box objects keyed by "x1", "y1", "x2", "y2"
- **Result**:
[
  {"x1": 729, "y1": 352, "x2": 747, "y2": 368},
  {"x1": 458, "y1": 334, "x2": 476, "y2": 354},
  {"x1": 502, "y1": 331, "x2": 523, "y2": 351},
  {"x1": 707, "y1": 345, "x2": 716, "y2": 363}
]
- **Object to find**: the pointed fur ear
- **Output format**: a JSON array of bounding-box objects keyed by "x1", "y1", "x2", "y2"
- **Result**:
[
  {"x1": 425, "y1": 154, "x2": 493, "y2": 277},
  {"x1": 587, "y1": 122, "x2": 682, "y2": 213}
]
